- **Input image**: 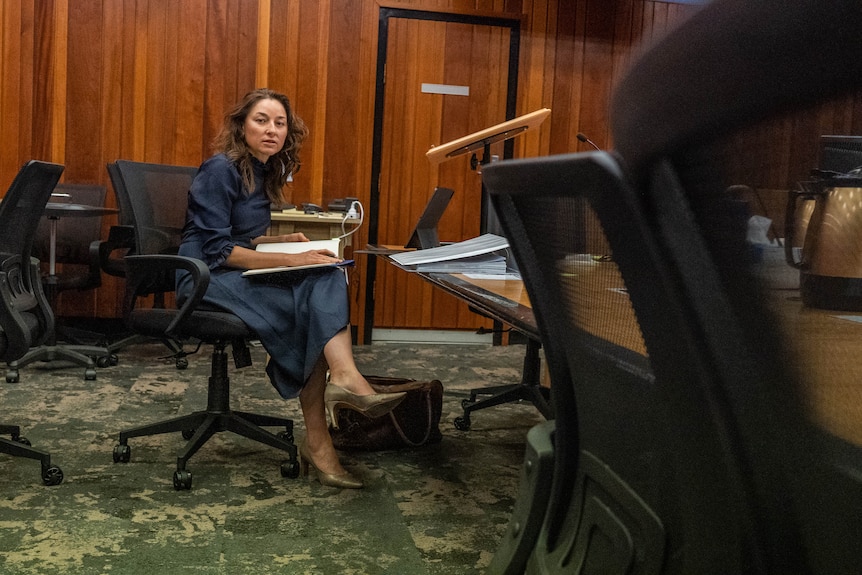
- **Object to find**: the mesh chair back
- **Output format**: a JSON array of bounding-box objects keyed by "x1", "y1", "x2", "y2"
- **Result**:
[
  {"x1": 486, "y1": 147, "x2": 836, "y2": 572},
  {"x1": 486, "y1": 154, "x2": 730, "y2": 573},
  {"x1": 106, "y1": 161, "x2": 134, "y2": 227},
  {"x1": 0, "y1": 160, "x2": 64, "y2": 360},
  {"x1": 112, "y1": 161, "x2": 197, "y2": 257},
  {"x1": 0, "y1": 161, "x2": 65, "y2": 266}
]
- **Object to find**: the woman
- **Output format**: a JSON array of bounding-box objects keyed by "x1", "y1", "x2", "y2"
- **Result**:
[{"x1": 177, "y1": 88, "x2": 403, "y2": 489}]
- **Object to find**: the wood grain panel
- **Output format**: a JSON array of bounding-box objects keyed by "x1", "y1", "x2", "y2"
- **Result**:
[
  {"x1": 1, "y1": 1, "x2": 26, "y2": 179},
  {"x1": 65, "y1": 0, "x2": 101, "y2": 181},
  {"x1": 13, "y1": 0, "x2": 860, "y2": 335}
]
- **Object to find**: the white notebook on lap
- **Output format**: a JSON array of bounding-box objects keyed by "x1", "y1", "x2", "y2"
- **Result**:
[
  {"x1": 255, "y1": 238, "x2": 342, "y2": 257},
  {"x1": 242, "y1": 238, "x2": 348, "y2": 277}
]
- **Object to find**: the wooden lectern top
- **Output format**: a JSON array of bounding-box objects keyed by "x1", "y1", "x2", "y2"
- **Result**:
[{"x1": 425, "y1": 108, "x2": 551, "y2": 165}]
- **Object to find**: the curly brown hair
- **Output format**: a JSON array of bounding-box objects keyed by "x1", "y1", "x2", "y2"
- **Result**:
[{"x1": 213, "y1": 88, "x2": 308, "y2": 204}]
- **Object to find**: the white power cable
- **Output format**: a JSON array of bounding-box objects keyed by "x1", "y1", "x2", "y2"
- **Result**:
[{"x1": 335, "y1": 200, "x2": 363, "y2": 240}]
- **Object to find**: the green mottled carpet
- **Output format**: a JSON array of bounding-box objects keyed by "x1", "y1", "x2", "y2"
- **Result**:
[{"x1": 1, "y1": 339, "x2": 543, "y2": 574}]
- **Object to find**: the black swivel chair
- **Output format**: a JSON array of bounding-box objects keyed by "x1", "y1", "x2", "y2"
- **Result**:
[
  {"x1": 109, "y1": 160, "x2": 299, "y2": 490},
  {"x1": 0, "y1": 160, "x2": 66, "y2": 486},
  {"x1": 100, "y1": 160, "x2": 187, "y2": 368},
  {"x1": 483, "y1": 0, "x2": 862, "y2": 573},
  {"x1": 7, "y1": 183, "x2": 112, "y2": 380}
]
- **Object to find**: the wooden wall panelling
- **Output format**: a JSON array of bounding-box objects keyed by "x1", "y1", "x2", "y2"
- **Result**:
[
  {"x1": 174, "y1": 0, "x2": 208, "y2": 164},
  {"x1": 547, "y1": 0, "x2": 580, "y2": 154},
  {"x1": 577, "y1": 2, "x2": 616, "y2": 151},
  {"x1": 0, "y1": 1, "x2": 33, "y2": 181},
  {"x1": 44, "y1": 0, "x2": 66, "y2": 165},
  {"x1": 65, "y1": 0, "x2": 101, "y2": 182},
  {"x1": 19, "y1": 0, "x2": 862, "y2": 330},
  {"x1": 289, "y1": 0, "x2": 323, "y2": 204},
  {"x1": 513, "y1": 0, "x2": 552, "y2": 160}
]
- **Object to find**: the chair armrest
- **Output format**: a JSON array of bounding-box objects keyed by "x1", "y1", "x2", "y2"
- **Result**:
[
  {"x1": 86, "y1": 239, "x2": 104, "y2": 288},
  {"x1": 98, "y1": 225, "x2": 135, "y2": 278},
  {"x1": 123, "y1": 254, "x2": 210, "y2": 339}
]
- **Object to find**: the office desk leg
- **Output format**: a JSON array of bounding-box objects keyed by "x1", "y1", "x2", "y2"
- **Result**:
[{"x1": 454, "y1": 339, "x2": 552, "y2": 430}]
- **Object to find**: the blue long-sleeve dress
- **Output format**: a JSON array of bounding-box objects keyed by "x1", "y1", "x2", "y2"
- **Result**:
[{"x1": 176, "y1": 153, "x2": 349, "y2": 399}]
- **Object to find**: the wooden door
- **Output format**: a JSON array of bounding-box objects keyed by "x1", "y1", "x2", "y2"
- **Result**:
[{"x1": 363, "y1": 9, "x2": 520, "y2": 341}]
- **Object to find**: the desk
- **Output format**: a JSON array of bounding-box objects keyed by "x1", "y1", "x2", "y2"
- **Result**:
[
  {"x1": 770, "y1": 291, "x2": 862, "y2": 448},
  {"x1": 374, "y1": 248, "x2": 552, "y2": 429},
  {"x1": 270, "y1": 209, "x2": 360, "y2": 244},
  {"x1": 6, "y1": 203, "x2": 117, "y2": 383}
]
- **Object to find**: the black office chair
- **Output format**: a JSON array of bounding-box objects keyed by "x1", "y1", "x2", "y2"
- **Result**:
[
  {"x1": 109, "y1": 160, "x2": 299, "y2": 490},
  {"x1": 483, "y1": 0, "x2": 862, "y2": 573},
  {"x1": 100, "y1": 160, "x2": 188, "y2": 368},
  {"x1": 0, "y1": 160, "x2": 66, "y2": 486}
]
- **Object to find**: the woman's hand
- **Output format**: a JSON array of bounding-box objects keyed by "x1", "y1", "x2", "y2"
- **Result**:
[
  {"x1": 225, "y1": 243, "x2": 339, "y2": 270},
  {"x1": 287, "y1": 249, "x2": 342, "y2": 266}
]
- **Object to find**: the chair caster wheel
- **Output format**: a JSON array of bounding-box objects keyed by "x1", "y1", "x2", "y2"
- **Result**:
[
  {"x1": 84, "y1": 368, "x2": 97, "y2": 380},
  {"x1": 97, "y1": 355, "x2": 118, "y2": 368},
  {"x1": 280, "y1": 460, "x2": 300, "y2": 479},
  {"x1": 176, "y1": 357, "x2": 188, "y2": 370},
  {"x1": 182, "y1": 429, "x2": 196, "y2": 440},
  {"x1": 173, "y1": 469, "x2": 192, "y2": 490},
  {"x1": 113, "y1": 444, "x2": 131, "y2": 463},
  {"x1": 42, "y1": 465, "x2": 64, "y2": 486},
  {"x1": 6, "y1": 370, "x2": 19, "y2": 383},
  {"x1": 454, "y1": 415, "x2": 471, "y2": 431},
  {"x1": 13, "y1": 435, "x2": 32, "y2": 446},
  {"x1": 277, "y1": 430, "x2": 294, "y2": 444}
]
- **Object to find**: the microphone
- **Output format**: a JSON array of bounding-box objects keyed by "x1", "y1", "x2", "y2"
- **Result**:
[{"x1": 576, "y1": 132, "x2": 601, "y2": 151}]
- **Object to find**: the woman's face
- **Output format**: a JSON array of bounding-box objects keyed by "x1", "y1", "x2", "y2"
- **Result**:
[{"x1": 243, "y1": 98, "x2": 288, "y2": 163}]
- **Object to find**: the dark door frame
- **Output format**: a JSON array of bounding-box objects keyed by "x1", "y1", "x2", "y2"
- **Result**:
[{"x1": 363, "y1": 7, "x2": 522, "y2": 344}]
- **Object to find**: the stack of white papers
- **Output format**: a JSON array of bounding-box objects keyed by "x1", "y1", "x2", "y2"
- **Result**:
[
  {"x1": 390, "y1": 233, "x2": 509, "y2": 274},
  {"x1": 409, "y1": 253, "x2": 507, "y2": 274}
]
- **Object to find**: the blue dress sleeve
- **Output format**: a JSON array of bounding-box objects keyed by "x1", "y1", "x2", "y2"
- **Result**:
[{"x1": 186, "y1": 155, "x2": 249, "y2": 269}]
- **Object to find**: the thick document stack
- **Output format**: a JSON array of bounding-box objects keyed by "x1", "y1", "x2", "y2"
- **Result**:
[{"x1": 389, "y1": 233, "x2": 509, "y2": 274}]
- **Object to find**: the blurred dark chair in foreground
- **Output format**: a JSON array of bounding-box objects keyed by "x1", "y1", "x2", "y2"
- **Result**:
[
  {"x1": 1, "y1": 160, "x2": 66, "y2": 485},
  {"x1": 484, "y1": 0, "x2": 862, "y2": 573}
]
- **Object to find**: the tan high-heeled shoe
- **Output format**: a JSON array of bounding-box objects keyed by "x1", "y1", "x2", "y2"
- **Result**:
[
  {"x1": 324, "y1": 384, "x2": 407, "y2": 429},
  {"x1": 298, "y1": 440, "x2": 363, "y2": 489}
]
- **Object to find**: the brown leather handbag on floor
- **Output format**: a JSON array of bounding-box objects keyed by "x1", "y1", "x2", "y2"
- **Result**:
[{"x1": 329, "y1": 376, "x2": 444, "y2": 451}]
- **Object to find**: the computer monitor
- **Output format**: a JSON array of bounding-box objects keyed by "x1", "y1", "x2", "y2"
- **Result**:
[{"x1": 405, "y1": 187, "x2": 455, "y2": 249}]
